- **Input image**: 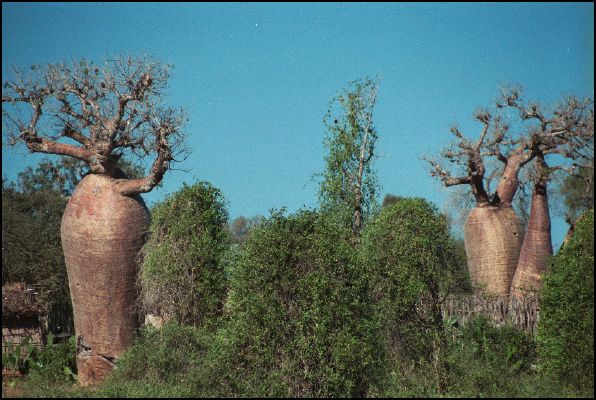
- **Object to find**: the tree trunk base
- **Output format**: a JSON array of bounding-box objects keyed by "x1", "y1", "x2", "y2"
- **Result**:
[{"x1": 76, "y1": 353, "x2": 115, "y2": 387}]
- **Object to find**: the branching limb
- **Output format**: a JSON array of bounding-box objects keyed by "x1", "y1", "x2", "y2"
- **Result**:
[{"x1": 3, "y1": 56, "x2": 187, "y2": 188}]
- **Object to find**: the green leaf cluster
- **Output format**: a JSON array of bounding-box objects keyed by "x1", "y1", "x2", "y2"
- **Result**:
[
  {"x1": 537, "y1": 208, "x2": 594, "y2": 395},
  {"x1": 198, "y1": 210, "x2": 384, "y2": 397},
  {"x1": 360, "y1": 198, "x2": 470, "y2": 363},
  {"x1": 139, "y1": 182, "x2": 230, "y2": 329}
]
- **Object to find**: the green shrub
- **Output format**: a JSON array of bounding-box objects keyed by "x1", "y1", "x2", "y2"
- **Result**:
[
  {"x1": 27, "y1": 334, "x2": 78, "y2": 385},
  {"x1": 3, "y1": 335, "x2": 81, "y2": 398},
  {"x1": 195, "y1": 210, "x2": 384, "y2": 397},
  {"x1": 458, "y1": 316, "x2": 535, "y2": 373},
  {"x1": 360, "y1": 198, "x2": 469, "y2": 393},
  {"x1": 1, "y1": 334, "x2": 76, "y2": 383},
  {"x1": 442, "y1": 316, "x2": 537, "y2": 397},
  {"x1": 101, "y1": 323, "x2": 212, "y2": 397},
  {"x1": 139, "y1": 182, "x2": 230, "y2": 329},
  {"x1": 537, "y1": 208, "x2": 594, "y2": 395}
]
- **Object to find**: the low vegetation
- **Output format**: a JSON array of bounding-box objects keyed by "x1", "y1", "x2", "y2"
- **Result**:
[{"x1": 5, "y1": 204, "x2": 593, "y2": 398}]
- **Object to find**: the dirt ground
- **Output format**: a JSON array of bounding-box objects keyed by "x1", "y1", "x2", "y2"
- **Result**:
[{"x1": 2, "y1": 377, "x2": 24, "y2": 398}]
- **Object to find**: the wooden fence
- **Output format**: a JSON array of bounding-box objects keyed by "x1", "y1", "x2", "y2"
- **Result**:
[{"x1": 442, "y1": 293, "x2": 540, "y2": 335}]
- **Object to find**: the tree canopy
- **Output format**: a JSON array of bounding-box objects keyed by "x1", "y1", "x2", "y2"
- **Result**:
[
  {"x1": 2, "y1": 56, "x2": 187, "y2": 195},
  {"x1": 318, "y1": 77, "x2": 381, "y2": 235}
]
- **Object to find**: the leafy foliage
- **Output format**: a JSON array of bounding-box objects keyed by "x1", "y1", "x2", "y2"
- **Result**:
[
  {"x1": 381, "y1": 316, "x2": 564, "y2": 398},
  {"x1": 102, "y1": 323, "x2": 211, "y2": 397},
  {"x1": 26, "y1": 334, "x2": 78, "y2": 385},
  {"x1": 196, "y1": 210, "x2": 384, "y2": 397},
  {"x1": 139, "y1": 182, "x2": 230, "y2": 329},
  {"x1": 360, "y1": 198, "x2": 470, "y2": 392},
  {"x1": 2, "y1": 178, "x2": 71, "y2": 334},
  {"x1": 443, "y1": 316, "x2": 537, "y2": 397},
  {"x1": 2, "y1": 334, "x2": 77, "y2": 392},
  {"x1": 318, "y1": 78, "x2": 381, "y2": 233},
  {"x1": 537, "y1": 208, "x2": 594, "y2": 395},
  {"x1": 2, "y1": 336, "x2": 37, "y2": 375}
]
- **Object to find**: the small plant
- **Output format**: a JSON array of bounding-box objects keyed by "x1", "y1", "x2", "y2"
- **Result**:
[
  {"x1": 1, "y1": 334, "x2": 77, "y2": 384},
  {"x1": 2, "y1": 336, "x2": 36, "y2": 374}
]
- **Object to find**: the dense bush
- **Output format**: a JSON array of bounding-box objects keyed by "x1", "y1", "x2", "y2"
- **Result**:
[
  {"x1": 360, "y1": 198, "x2": 470, "y2": 393},
  {"x1": 2, "y1": 179, "x2": 73, "y2": 334},
  {"x1": 194, "y1": 210, "x2": 384, "y2": 397},
  {"x1": 537, "y1": 208, "x2": 594, "y2": 395},
  {"x1": 101, "y1": 323, "x2": 212, "y2": 397},
  {"x1": 139, "y1": 182, "x2": 230, "y2": 329},
  {"x1": 443, "y1": 316, "x2": 538, "y2": 397},
  {"x1": 381, "y1": 316, "x2": 567, "y2": 398}
]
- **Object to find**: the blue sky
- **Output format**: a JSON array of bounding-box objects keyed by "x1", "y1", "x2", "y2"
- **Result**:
[{"x1": 2, "y1": 2, "x2": 594, "y2": 246}]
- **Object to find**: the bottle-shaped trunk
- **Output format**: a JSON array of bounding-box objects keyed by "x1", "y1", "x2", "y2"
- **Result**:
[
  {"x1": 61, "y1": 174, "x2": 149, "y2": 386},
  {"x1": 510, "y1": 184, "x2": 552, "y2": 296},
  {"x1": 464, "y1": 206, "x2": 525, "y2": 295}
]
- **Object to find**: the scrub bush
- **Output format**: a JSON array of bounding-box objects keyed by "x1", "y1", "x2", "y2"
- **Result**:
[{"x1": 139, "y1": 182, "x2": 230, "y2": 329}]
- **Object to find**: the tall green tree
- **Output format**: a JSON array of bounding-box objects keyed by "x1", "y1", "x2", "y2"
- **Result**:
[
  {"x1": 2, "y1": 178, "x2": 69, "y2": 320},
  {"x1": 318, "y1": 77, "x2": 381, "y2": 236}
]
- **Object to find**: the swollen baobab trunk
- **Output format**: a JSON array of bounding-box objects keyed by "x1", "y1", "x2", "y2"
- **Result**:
[
  {"x1": 510, "y1": 160, "x2": 553, "y2": 297},
  {"x1": 464, "y1": 205, "x2": 525, "y2": 295},
  {"x1": 61, "y1": 174, "x2": 149, "y2": 385},
  {"x1": 427, "y1": 88, "x2": 593, "y2": 296},
  {"x1": 3, "y1": 57, "x2": 186, "y2": 385},
  {"x1": 463, "y1": 153, "x2": 529, "y2": 295}
]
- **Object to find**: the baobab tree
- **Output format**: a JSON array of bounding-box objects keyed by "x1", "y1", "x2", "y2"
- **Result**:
[
  {"x1": 506, "y1": 94, "x2": 594, "y2": 296},
  {"x1": 425, "y1": 105, "x2": 528, "y2": 295},
  {"x1": 426, "y1": 87, "x2": 593, "y2": 296},
  {"x1": 318, "y1": 77, "x2": 380, "y2": 237},
  {"x1": 2, "y1": 56, "x2": 187, "y2": 385}
]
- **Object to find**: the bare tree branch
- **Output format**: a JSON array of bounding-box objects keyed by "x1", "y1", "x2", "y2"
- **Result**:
[
  {"x1": 427, "y1": 87, "x2": 593, "y2": 209},
  {"x1": 3, "y1": 56, "x2": 188, "y2": 194}
]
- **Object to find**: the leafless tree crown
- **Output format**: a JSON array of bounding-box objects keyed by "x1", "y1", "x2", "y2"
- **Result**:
[
  {"x1": 2, "y1": 56, "x2": 188, "y2": 196},
  {"x1": 425, "y1": 87, "x2": 594, "y2": 207}
]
